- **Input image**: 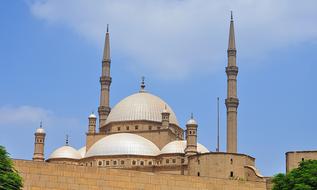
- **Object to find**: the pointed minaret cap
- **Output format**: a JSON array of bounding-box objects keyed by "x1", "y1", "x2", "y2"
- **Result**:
[
  {"x1": 139, "y1": 76, "x2": 147, "y2": 92},
  {"x1": 228, "y1": 11, "x2": 236, "y2": 50},
  {"x1": 103, "y1": 24, "x2": 111, "y2": 61}
]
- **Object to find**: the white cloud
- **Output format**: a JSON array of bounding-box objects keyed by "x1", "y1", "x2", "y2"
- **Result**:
[
  {"x1": 0, "y1": 105, "x2": 79, "y2": 129},
  {"x1": 28, "y1": 0, "x2": 317, "y2": 79},
  {"x1": 0, "y1": 105, "x2": 52, "y2": 125}
]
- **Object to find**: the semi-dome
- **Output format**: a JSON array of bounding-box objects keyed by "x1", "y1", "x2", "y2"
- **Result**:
[
  {"x1": 78, "y1": 146, "x2": 86, "y2": 158},
  {"x1": 105, "y1": 92, "x2": 179, "y2": 126},
  {"x1": 85, "y1": 133, "x2": 161, "y2": 157},
  {"x1": 160, "y1": 140, "x2": 209, "y2": 154},
  {"x1": 48, "y1": 145, "x2": 82, "y2": 160}
]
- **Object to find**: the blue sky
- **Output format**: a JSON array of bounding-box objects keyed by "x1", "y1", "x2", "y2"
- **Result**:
[{"x1": 0, "y1": 0, "x2": 316, "y2": 176}]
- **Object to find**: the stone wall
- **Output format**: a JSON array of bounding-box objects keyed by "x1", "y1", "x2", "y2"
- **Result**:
[
  {"x1": 286, "y1": 150, "x2": 317, "y2": 172},
  {"x1": 14, "y1": 159, "x2": 269, "y2": 190},
  {"x1": 187, "y1": 152, "x2": 261, "y2": 181}
]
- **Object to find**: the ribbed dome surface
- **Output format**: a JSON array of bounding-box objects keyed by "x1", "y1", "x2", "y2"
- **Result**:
[
  {"x1": 105, "y1": 92, "x2": 179, "y2": 126},
  {"x1": 85, "y1": 133, "x2": 160, "y2": 157},
  {"x1": 160, "y1": 140, "x2": 209, "y2": 154},
  {"x1": 48, "y1": 145, "x2": 81, "y2": 160}
]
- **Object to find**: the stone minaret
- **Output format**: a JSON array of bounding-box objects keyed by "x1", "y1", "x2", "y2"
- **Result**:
[
  {"x1": 161, "y1": 105, "x2": 170, "y2": 128},
  {"x1": 32, "y1": 122, "x2": 46, "y2": 161},
  {"x1": 225, "y1": 12, "x2": 239, "y2": 153},
  {"x1": 185, "y1": 114, "x2": 198, "y2": 156},
  {"x1": 88, "y1": 112, "x2": 97, "y2": 134},
  {"x1": 98, "y1": 24, "x2": 112, "y2": 128}
]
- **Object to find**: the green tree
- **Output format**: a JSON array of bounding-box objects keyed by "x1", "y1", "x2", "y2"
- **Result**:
[
  {"x1": 272, "y1": 160, "x2": 317, "y2": 190},
  {"x1": 0, "y1": 146, "x2": 23, "y2": 190}
]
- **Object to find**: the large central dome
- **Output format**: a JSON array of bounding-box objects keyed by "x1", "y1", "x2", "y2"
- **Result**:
[{"x1": 105, "y1": 91, "x2": 179, "y2": 126}]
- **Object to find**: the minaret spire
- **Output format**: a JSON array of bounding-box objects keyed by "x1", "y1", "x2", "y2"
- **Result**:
[
  {"x1": 228, "y1": 11, "x2": 236, "y2": 51},
  {"x1": 225, "y1": 12, "x2": 239, "y2": 153},
  {"x1": 98, "y1": 24, "x2": 112, "y2": 129}
]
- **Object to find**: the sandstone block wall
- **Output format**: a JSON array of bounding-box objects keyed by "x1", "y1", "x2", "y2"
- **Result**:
[
  {"x1": 286, "y1": 151, "x2": 317, "y2": 172},
  {"x1": 14, "y1": 159, "x2": 269, "y2": 190}
]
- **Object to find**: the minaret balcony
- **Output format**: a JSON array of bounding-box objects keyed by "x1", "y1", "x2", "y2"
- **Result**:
[
  {"x1": 100, "y1": 76, "x2": 112, "y2": 85},
  {"x1": 98, "y1": 106, "x2": 111, "y2": 115},
  {"x1": 227, "y1": 49, "x2": 236, "y2": 56},
  {"x1": 102, "y1": 58, "x2": 111, "y2": 63},
  {"x1": 226, "y1": 66, "x2": 238, "y2": 76},
  {"x1": 225, "y1": 97, "x2": 239, "y2": 108}
]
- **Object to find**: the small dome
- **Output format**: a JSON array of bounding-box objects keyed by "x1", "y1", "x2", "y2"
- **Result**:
[
  {"x1": 89, "y1": 113, "x2": 97, "y2": 118},
  {"x1": 35, "y1": 127, "x2": 45, "y2": 134},
  {"x1": 85, "y1": 133, "x2": 160, "y2": 157},
  {"x1": 78, "y1": 146, "x2": 86, "y2": 158},
  {"x1": 186, "y1": 118, "x2": 197, "y2": 125},
  {"x1": 48, "y1": 145, "x2": 81, "y2": 160},
  {"x1": 160, "y1": 140, "x2": 209, "y2": 154},
  {"x1": 105, "y1": 92, "x2": 179, "y2": 126}
]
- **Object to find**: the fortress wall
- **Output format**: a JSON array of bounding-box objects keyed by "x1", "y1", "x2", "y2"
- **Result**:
[
  {"x1": 13, "y1": 159, "x2": 268, "y2": 190},
  {"x1": 286, "y1": 151, "x2": 317, "y2": 172},
  {"x1": 188, "y1": 153, "x2": 257, "y2": 180}
]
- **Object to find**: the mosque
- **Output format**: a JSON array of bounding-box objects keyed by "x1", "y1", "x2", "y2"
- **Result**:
[
  {"x1": 30, "y1": 14, "x2": 265, "y2": 181},
  {"x1": 22, "y1": 14, "x2": 316, "y2": 189}
]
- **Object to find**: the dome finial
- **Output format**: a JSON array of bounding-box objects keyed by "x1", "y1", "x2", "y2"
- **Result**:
[
  {"x1": 140, "y1": 76, "x2": 146, "y2": 92},
  {"x1": 107, "y1": 24, "x2": 109, "y2": 33},
  {"x1": 231, "y1": 11, "x2": 233, "y2": 21},
  {"x1": 40, "y1": 121, "x2": 43, "y2": 128},
  {"x1": 65, "y1": 135, "x2": 69, "y2": 145},
  {"x1": 191, "y1": 113, "x2": 194, "y2": 119}
]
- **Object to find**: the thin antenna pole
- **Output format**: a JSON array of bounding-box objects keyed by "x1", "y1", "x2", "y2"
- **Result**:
[{"x1": 216, "y1": 97, "x2": 220, "y2": 152}]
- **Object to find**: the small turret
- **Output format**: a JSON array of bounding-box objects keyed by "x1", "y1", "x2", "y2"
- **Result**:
[
  {"x1": 88, "y1": 112, "x2": 97, "y2": 133},
  {"x1": 185, "y1": 114, "x2": 198, "y2": 156},
  {"x1": 161, "y1": 105, "x2": 170, "y2": 128},
  {"x1": 33, "y1": 122, "x2": 46, "y2": 161}
]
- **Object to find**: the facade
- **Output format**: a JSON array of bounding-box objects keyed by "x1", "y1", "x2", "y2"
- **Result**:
[{"x1": 14, "y1": 13, "x2": 315, "y2": 190}]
